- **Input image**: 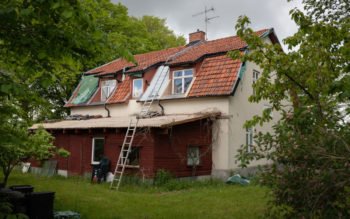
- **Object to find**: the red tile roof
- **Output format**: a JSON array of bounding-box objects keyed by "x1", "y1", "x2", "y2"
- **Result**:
[
  {"x1": 188, "y1": 55, "x2": 241, "y2": 97},
  {"x1": 86, "y1": 59, "x2": 134, "y2": 75},
  {"x1": 66, "y1": 28, "x2": 272, "y2": 107},
  {"x1": 86, "y1": 46, "x2": 184, "y2": 76},
  {"x1": 127, "y1": 46, "x2": 184, "y2": 73},
  {"x1": 168, "y1": 29, "x2": 268, "y2": 65},
  {"x1": 107, "y1": 76, "x2": 131, "y2": 103}
]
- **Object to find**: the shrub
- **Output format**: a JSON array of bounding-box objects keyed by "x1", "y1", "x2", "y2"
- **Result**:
[{"x1": 153, "y1": 169, "x2": 173, "y2": 186}]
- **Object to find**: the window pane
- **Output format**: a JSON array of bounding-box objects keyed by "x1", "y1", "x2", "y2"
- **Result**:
[
  {"x1": 123, "y1": 148, "x2": 140, "y2": 165},
  {"x1": 187, "y1": 147, "x2": 200, "y2": 166},
  {"x1": 93, "y1": 138, "x2": 104, "y2": 162},
  {"x1": 103, "y1": 80, "x2": 116, "y2": 87},
  {"x1": 133, "y1": 79, "x2": 143, "y2": 97},
  {"x1": 174, "y1": 78, "x2": 182, "y2": 94},
  {"x1": 174, "y1": 71, "x2": 183, "y2": 77},
  {"x1": 184, "y1": 69, "x2": 193, "y2": 76},
  {"x1": 101, "y1": 80, "x2": 116, "y2": 100},
  {"x1": 184, "y1": 77, "x2": 193, "y2": 93}
]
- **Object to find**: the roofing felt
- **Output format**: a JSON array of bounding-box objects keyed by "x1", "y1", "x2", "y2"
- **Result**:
[
  {"x1": 30, "y1": 112, "x2": 220, "y2": 130},
  {"x1": 188, "y1": 55, "x2": 241, "y2": 97}
]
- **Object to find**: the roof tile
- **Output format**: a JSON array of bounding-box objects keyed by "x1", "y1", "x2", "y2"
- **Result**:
[
  {"x1": 169, "y1": 29, "x2": 267, "y2": 65},
  {"x1": 188, "y1": 55, "x2": 241, "y2": 97},
  {"x1": 107, "y1": 76, "x2": 131, "y2": 103}
]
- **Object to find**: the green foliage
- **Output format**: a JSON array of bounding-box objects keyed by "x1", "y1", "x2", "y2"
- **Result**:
[
  {"x1": 232, "y1": 0, "x2": 350, "y2": 217},
  {"x1": 153, "y1": 169, "x2": 173, "y2": 186},
  {"x1": 57, "y1": 148, "x2": 70, "y2": 158},
  {"x1": 0, "y1": 0, "x2": 183, "y2": 187},
  {"x1": 0, "y1": 126, "x2": 64, "y2": 186}
]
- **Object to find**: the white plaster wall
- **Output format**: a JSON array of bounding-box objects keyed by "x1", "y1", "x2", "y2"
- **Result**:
[
  {"x1": 71, "y1": 97, "x2": 229, "y2": 117},
  {"x1": 71, "y1": 105, "x2": 108, "y2": 117},
  {"x1": 70, "y1": 100, "x2": 142, "y2": 117},
  {"x1": 228, "y1": 61, "x2": 279, "y2": 171},
  {"x1": 160, "y1": 97, "x2": 229, "y2": 115}
]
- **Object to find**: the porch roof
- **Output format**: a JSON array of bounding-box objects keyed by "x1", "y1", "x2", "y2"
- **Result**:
[{"x1": 30, "y1": 112, "x2": 220, "y2": 130}]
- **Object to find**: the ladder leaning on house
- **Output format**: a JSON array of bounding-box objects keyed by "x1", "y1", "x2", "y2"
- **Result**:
[
  {"x1": 110, "y1": 65, "x2": 170, "y2": 190},
  {"x1": 110, "y1": 42, "x2": 203, "y2": 190}
]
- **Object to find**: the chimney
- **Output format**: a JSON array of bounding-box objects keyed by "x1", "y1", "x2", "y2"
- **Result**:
[{"x1": 189, "y1": 29, "x2": 206, "y2": 43}]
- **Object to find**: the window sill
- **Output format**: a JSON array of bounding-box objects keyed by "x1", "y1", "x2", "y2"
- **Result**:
[
  {"x1": 186, "y1": 164, "x2": 202, "y2": 168},
  {"x1": 124, "y1": 164, "x2": 140, "y2": 169}
]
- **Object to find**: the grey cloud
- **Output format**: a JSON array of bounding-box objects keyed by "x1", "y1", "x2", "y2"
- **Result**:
[{"x1": 113, "y1": 0, "x2": 303, "y2": 50}]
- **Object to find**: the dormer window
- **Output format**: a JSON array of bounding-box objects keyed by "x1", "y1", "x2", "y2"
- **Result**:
[
  {"x1": 101, "y1": 80, "x2": 116, "y2": 101},
  {"x1": 173, "y1": 69, "x2": 193, "y2": 94},
  {"x1": 133, "y1": 79, "x2": 143, "y2": 98}
]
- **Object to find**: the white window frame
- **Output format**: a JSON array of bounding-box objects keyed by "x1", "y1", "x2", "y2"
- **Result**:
[
  {"x1": 246, "y1": 127, "x2": 254, "y2": 153},
  {"x1": 187, "y1": 146, "x2": 200, "y2": 166},
  {"x1": 91, "y1": 137, "x2": 104, "y2": 164},
  {"x1": 132, "y1": 78, "x2": 144, "y2": 98},
  {"x1": 172, "y1": 69, "x2": 194, "y2": 94},
  {"x1": 253, "y1": 70, "x2": 260, "y2": 95},
  {"x1": 101, "y1": 80, "x2": 116, "y2": 101}
]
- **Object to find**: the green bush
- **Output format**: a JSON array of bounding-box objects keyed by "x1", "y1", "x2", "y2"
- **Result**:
[{"x1": 153, "y1": 169, "x2": 173, "y2": 186}]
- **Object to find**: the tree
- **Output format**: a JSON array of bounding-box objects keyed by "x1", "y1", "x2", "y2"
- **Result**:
[
  {"x1": 0, "y1": 0, "x2": 185, "y2": 186},
  {"x1": 81, "y1": 1, "x2": 185, "y2": 55},
  {"x1": 231, "y1": 0, "x2": 350, "y2": 217},
  {"x1": 0, "y1": 126, "x2": 69, "y2": 187}
]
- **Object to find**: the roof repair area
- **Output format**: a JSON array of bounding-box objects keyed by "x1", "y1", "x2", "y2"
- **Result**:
[{"x1": 30, "y1": 112, "x2": 220, "y2": 130}]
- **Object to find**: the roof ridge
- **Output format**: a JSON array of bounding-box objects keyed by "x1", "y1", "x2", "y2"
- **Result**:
[
  {"x1": 203, "y1": 28, "x2": 269, "y2": 44},
  {"x1": 133, "y1": 45, "x2": 185, "y2": 58}
]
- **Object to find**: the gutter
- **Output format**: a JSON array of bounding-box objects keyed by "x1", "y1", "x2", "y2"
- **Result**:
[{"x1": 104, "y1": 103, "x2": 111, "y2": 117}]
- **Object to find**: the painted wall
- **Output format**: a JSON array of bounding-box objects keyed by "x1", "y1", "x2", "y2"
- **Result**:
[
  {"x1": 52, "y1": 129, "x2": 155, "y2": 177},
  {"x1": 153, "y1": 120, "x2": 212, "y2": 177},
  {"x1": 49, "y1": 120, "x2": 212, "y2": 178}
]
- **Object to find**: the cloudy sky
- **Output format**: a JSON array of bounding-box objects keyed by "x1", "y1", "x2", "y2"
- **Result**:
[{"x1": 113, "y1": 0, "x2": 303, "y2": 50}]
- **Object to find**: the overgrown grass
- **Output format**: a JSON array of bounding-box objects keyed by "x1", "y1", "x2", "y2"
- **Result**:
[{"x1": 6, "y1": 171, "x2": 269, "y2": 219}]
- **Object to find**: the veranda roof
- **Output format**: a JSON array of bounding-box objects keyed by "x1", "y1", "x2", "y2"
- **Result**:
[{"x1": 30, "y1": 112, "x2": 220, "y2": 130}]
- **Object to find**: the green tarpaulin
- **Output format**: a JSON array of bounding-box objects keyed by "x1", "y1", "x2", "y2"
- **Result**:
[{"x1": 71, "y1": 75, "x2": 99, "y2": 104}]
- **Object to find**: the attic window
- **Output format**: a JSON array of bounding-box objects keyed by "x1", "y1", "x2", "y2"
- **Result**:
[
  {"x1": 101, "y1": 80, "x2": 116, "y2": 101},
  {"x1": 133, "y1": 79, "x2": 143, "y2": 98},
  {"x1": 173, "y1": 69, "x2": 193, "y2": 94}
]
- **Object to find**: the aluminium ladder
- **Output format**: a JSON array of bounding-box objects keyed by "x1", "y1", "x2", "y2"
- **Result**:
[
  {"x1": 110, "y1": 41, "x2": 203, "y2": 190},
  {"x1": 110, "y1": 66, "x2": 169, "y2": 190}
]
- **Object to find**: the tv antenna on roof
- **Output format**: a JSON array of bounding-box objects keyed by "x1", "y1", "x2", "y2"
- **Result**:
[{"x1": 192, "y1": 6, "x2": 219, "y2": 40}]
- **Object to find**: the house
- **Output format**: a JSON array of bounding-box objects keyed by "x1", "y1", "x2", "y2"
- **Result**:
[{"x1": 31, "y1": 28, "x2": 280, "y2": 179}]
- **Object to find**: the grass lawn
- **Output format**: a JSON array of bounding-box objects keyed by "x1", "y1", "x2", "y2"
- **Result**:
[{"x1": 6, "y1": 172, "x2": 268, "y2": 219}]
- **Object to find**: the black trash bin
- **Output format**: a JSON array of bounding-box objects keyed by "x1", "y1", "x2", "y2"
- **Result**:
[
  {"x1": 26, "y1": 191, "x2": 55, "y2": 219},
  {"x1": 9, "y1": 185, "x2": 34, "y2": 195}
]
